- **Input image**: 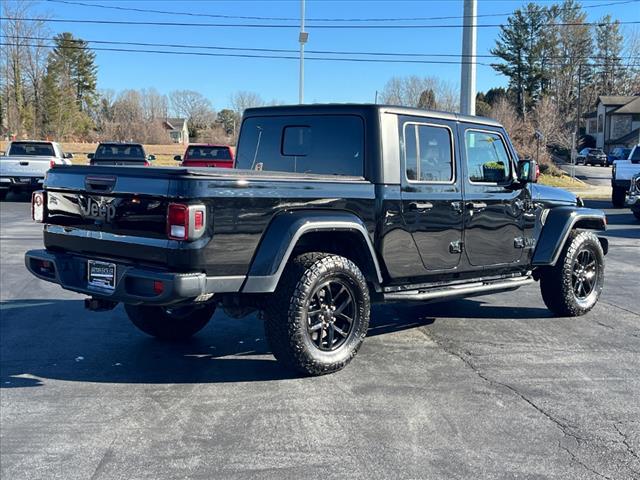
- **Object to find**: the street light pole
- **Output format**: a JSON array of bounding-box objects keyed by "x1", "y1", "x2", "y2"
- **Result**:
[
  {"x1": 459, "y1": 0, "x2": 477, "y2": 115},
  {"x1": 299, "y1": 0, "x2": 308, "y2": 104}
]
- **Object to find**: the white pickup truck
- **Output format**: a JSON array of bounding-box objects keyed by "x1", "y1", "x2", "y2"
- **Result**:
[
  {"x1": 0, "y1": 141, "x2": 73, "y2": 200},
  {"x1": 611, "y1": 144, "x2": 640, "y2": 207}
]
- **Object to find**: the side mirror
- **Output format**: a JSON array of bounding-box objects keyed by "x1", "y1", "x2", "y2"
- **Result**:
[
  {"x1": 148, "y1": 154, "x2": 156, "y2": 161},
  {"x1": 87, "y1": 153, "x2": 94, "y2": 159},
  {"x1": 173, "y1": 155, "x2": 182, "y2": 161},
  {"x1": 64, "y1": 152, "x2": 73, "y2": 159},
  {"x1": 517, "y1": 158, "x2": 538, "y2": 184}
]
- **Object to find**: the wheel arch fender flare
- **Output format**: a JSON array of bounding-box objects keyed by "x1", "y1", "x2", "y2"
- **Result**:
[
  {"x1": 242, "y1": 210, "x2": 384, "y2": 293},
  {"x1": 532, "y1": 207, "x2": 608, "y2": 266}
]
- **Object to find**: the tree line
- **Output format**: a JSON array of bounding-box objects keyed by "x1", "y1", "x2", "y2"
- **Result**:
[{"x1": 0, "y1": 1, "x2": 275, "y2": 143}]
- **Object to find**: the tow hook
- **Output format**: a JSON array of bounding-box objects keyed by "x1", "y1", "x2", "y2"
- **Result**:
[{"x1": 84, "y1": 297, "x2": 119, "y2": 312}]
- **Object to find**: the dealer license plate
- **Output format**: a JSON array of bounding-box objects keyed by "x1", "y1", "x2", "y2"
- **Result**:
[{"x1": 87, "y1": 260, "x2": 116, "y2": 290}]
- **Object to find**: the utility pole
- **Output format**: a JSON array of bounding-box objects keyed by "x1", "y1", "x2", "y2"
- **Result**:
[
  {"x1": 298, "y1": 0, "x2": 308, "y2": 104},
  {"x1": 459, "y1": 0, "x2": 477, "y2": 115}
]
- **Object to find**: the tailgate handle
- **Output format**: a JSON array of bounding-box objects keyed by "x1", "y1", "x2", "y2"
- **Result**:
[
  {"x1": 85, "y1": 175, "x2": 116, "y2": 193},
  {"x1": 19, "y1": 161, "x2": 29, "y2": 166}
]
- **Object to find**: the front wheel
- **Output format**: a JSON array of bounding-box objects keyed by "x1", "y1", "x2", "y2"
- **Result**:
[
  {"x1": 539, "y1": 231, "x2": 604, "y2": 317},
  {"x1": 264, "y1": 253, "x2": 370, "y2": 376},
  {"x1": 612, "y1": 186, "x2": 626, "y2": 208},
  {"x1": 125, "y1": 303, "x2": 215, "y2": 340}
]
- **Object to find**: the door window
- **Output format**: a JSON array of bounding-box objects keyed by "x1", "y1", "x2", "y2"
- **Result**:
[
  {"x1": 404, "y1": 123, "x2": 454, "y2": 183},
  {"x1": 464, "y1": 130, "x2": 512, "y2": 183}
]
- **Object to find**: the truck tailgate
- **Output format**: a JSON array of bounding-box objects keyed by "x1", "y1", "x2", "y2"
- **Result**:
[
  {"x1": 0, "y1": 156, "x2": 54, "y2": 178},
  {"x1": 43, "y1": 166, "x2": 175, "y2": 267}
]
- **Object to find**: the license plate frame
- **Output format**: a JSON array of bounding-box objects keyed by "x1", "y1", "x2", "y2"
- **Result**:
[{"x1": 87, "y1": 260, "x2": 116, "y2": 290}]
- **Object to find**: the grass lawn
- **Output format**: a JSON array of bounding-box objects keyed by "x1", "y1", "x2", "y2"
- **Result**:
[{"x1": 537, "y1": 173, "x2": 586, "y2": 188}]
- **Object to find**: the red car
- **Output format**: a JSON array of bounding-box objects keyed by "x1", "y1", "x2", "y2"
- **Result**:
[{"x1": 174, "y1": 144, "x2": 235, "y2": 168}]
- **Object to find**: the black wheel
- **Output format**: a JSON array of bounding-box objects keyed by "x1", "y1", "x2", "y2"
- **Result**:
[
  {"x1": 0, "y1": 190, "x2": 7, "y2": 201},
  {"x1": 124, "y1": 303, "x2": 215, "y2": 340},
  {"x1": 540, "y1": 231, "x2": 604, "y2": 317},
  {"x1": 611, "y1": 186, "x2": 626, "y2": 208},
  {"x1": 264, "y1": 252, "x2": 370, "y2": 376}
]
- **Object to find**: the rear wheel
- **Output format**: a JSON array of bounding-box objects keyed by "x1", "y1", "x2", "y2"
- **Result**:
[
  {"x1": 125, "y1": 303, "x2": 215, "y2": 340},
  {"x1": 611, "y1": 186, "x2": 626, "y2": 208},
  {"x1": 264, "y1": 252, "x2": 370, "y2": 376},
  {"x1": 540, "y1": 231, "x2": 604, "y2": 317}
]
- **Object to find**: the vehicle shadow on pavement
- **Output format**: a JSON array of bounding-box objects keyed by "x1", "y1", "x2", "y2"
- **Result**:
[{"x1": 0, "y1": 297, "x2": 545, "y2": 388}]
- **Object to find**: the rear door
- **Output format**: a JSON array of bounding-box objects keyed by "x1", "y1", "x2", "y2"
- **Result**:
[
  {"x1": 458, "y1": 125, "x2": 528, "y2": 267},
  {"x1": 399, "y1": 116, "x2": 463, "y2": 271}
]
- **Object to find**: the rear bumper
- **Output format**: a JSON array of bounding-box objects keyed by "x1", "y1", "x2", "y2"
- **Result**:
[
  {"x1": 0, "y1": 176, "x2": 44, "y2": 190},
  {"x1": 25, "y1": 249, "x2": 244, "y2": 305}
]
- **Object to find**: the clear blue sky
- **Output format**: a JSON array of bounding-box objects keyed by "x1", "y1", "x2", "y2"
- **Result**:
[{"x1": 27, "y1": 0, "x2": 640, "y2": 110}]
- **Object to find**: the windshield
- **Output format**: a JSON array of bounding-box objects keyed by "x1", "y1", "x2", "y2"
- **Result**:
[
  {"x1": 95, "y1": 144, "x2": 145, "y2": 160},
  {"x1": 236, "y1": 115, "x2": 364, "y2": 176},
  {"x1": 186, "y1": 146, "x2": 232, "y2": 160},
  {"x1": 9, "y1": 142, "x2": 55, "y2": 157}
]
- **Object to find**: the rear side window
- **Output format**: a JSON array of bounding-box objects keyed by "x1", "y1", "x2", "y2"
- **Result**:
[
  {"x1": 186, "y1": 146, "x2": 232, "y2": 160},
  {"x1": 236, "y1": 115, "x2": 364, "y2": 176},
  {"x1": 403, "y1": 123, "x2": 454, "y2": 182},
  {"x1": 9, "y1": 142, "x2": 55, "y2": 156},
  {"x1": 465, "y1": 130, "x2": 512, "y2": 183}
]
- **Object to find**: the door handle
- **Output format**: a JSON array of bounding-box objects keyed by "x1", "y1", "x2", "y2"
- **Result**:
[
  {"x1": 466, "y1": 201, "x2": 487, "y2": 211},
  {"x1": 407, "y1": 201, "x2": 433, "y2": 211}
]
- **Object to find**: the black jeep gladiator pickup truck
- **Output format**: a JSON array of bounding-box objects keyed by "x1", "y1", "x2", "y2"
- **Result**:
[{"x1": 26, "y1": 104, "x2": 608, "y2": 375}]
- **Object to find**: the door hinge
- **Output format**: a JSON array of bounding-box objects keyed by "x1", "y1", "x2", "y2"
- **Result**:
[{"x1": 449, "y1": 240, "x2": 464, "y2": 254}]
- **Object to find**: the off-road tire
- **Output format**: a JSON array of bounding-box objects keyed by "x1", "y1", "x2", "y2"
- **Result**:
[
  {"x1": 124, "y1": 303, "x2": 215, "y2": 340},
  {"x1": 540, "y1": 231, "x2": 604, "y2": 317},
  {"x1": 611, "y1": 186, "x2": 626, "y2": 208},
  {"x1": 264, "y1": 252, "x2": 370, "y2": 376}
]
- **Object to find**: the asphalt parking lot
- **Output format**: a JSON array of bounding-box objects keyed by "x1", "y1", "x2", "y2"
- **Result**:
[{"x1": 1, "y1": 193, "x2": 639, "y2": 480}]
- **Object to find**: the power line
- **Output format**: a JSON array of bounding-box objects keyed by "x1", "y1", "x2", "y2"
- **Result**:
[
  {"x1": 43, "y1": 0, "x2": 640, "y2": 22},
  {"x1": 3, "y1": 41, "x2": 639, "y2": 68},
  {"x1": 3, "y1": 16, "x2": 640, "y2": 29},
  {"x1": 5, "y1": 35, "x2": 639, "y2": 61}
]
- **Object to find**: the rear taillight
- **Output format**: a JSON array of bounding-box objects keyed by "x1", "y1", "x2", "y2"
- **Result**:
[
  {"x1": 32, "y1": 190, "x2": 46, "y2": 222},
  {"x1": 49, "y1": 160, "x2": 55, "y2": 169},
  {"x1": 168, "y1": 203, "x2": 188, "y2": 239},
  {"x1": 167, "y1": 203, "x2": 206, "y2": 240},
  {"x1": 143, "y1": 161, "x2": 150, "y2": 167}
]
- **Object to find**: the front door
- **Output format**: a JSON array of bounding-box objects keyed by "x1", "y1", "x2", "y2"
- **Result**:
[
  {"x1": 458, "y1": 125, "x2": 528, "y2": 267},
  {"x1": 399, "y1": 117, "x2": 464, "y2": 271}
]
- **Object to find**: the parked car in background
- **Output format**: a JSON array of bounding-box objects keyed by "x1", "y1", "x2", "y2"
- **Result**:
[
  {"x1": 585, "y1": 148, "x2": 607, "y2": 166},
  {"x1": 0, "y1": 141, "x2": 72, "y2": 200},
  {"x1": 611, "y1": 144, "x2": 640, "y2": 207},
  {"x1": 576, "y1": 148, "x2": 591, "y2": 164},
  {"x1": 607, "y1": 147, "x2": 631, "y2": 166},
  {"x1": 88, "y1": 143, "x2": 155, "y2": 166},
  {"x1": 626, "y1": 172, "x2": 640, "y2": 221},
  {"x1": 174, "y1": 144, "x2": 235, "y2": 168}
]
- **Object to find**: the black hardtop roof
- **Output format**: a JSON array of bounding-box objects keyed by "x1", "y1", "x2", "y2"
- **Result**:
[{"x1": 243, "y1": 103, "x2": 502, "y2": 127}]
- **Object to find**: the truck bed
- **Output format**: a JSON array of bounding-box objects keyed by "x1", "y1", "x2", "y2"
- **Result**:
[{"x1": 41, "y1": 165, "x2": 376, "y2": 276}]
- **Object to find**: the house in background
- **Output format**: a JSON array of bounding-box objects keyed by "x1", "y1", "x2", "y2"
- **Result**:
[
  {"x1": 584, "y1": 95, "x2": 640, "y2": 152},
  {"x1": 163, "y1": 118, "x2": 189, "y2": 144}
]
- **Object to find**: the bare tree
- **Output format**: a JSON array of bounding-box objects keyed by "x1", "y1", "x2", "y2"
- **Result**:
[
  {"x1": 169, "y1": 89, "x2": 215, "y2": 138},
  {"x1": 140, "y1": 88, "x2": 168, "y2": 121},
  {"x1": 379, "y1": 76, "x2": 459, "y2": 112},
  {"x1": 230, "y1": 90, "x2": 265, "y2": 117}
]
